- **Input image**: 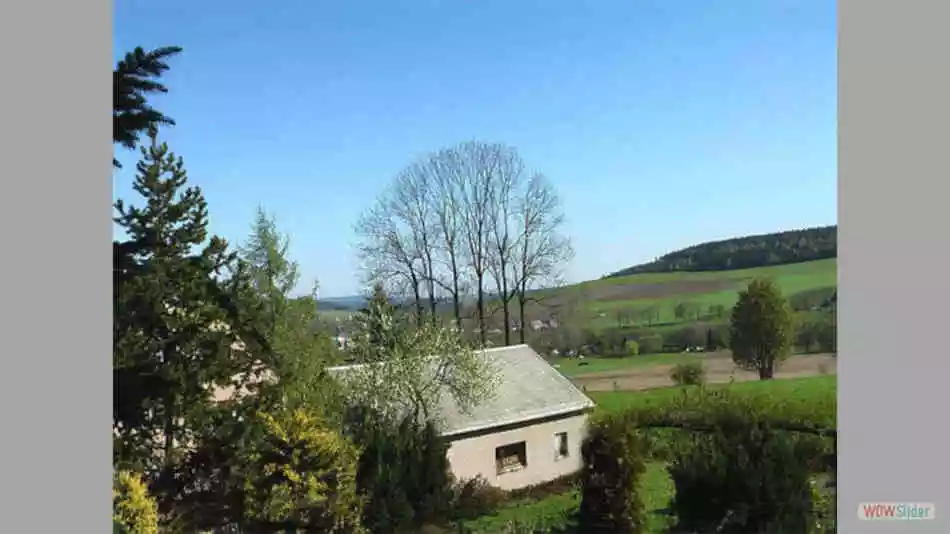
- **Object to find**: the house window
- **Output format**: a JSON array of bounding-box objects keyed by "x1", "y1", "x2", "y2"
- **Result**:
[
  {"x1": 495, "y1": 441, "x2": 527, "y2": 475},
  {"x1": 554, "y1": 432, "x2": 569, "y2": 460}
]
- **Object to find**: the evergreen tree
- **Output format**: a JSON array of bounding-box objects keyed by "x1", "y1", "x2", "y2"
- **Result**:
[
  {"x1": 729, "y1": 278, "x2": 793, "y2": 380},
  {"x1": 114, "y1": 46, "x2": 182, "y2": 167},
  {"x1": 237, "y1": 207, "x2": 341, "y2": 414},
  {"x1": 355, "y1": 283, "x2": 399, "y2": 355},
  {"x1": 239, "y1": 207, "x2": 300, "y2": 335},
  {"x1": 113, "y1": 130, "x2": 259, "y2": 476}
]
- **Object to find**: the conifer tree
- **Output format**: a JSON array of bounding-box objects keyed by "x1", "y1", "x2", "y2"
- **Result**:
[
  {"x1": 113, "y1": 130, "x2": 259, "y2": 475},
  {"x1": 237, "y1": 207, "x2": 340, "y2": 413},
  {"x1": 114, "y1": 46, "x2": 182, "y2": 167}
]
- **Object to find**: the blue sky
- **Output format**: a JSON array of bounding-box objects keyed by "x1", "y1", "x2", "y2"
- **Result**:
[{"x1": 114, "y1": 0, "x2": 837, "y2": 298}]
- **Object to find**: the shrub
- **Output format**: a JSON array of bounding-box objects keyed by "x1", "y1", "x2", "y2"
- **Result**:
[
  {"x1": 666, "y1": 325, "x2": 706, "y2": 349},
  {"x1": 239, "y1": 408, "x2": 366, "y2": 533},
  {"x1": 789, "y1": 287, "x2": 837, "y2": 312},
  {"x1": 344, "y1": 405, "x2": 454, "y2": 531},
  {"x1": 637, "y1": 334, "x2": 663, "y2": 354},
  {"x1": 451, "y1": 476, "x2": 509, "y2": 519},
  {"x1": 626, "y1": 340, "x2": 639, "y2": 356},
  {"x1": 667, "y1": 420, "x2": 817, "y2": 533},
  {"x1": 670, "y1": 361, "x2": 706, "y2": 386},
  {"x1": 578, "y1": 416, "x2": 647, "y2": 532},
  {"x1": 113, "y1": 470, "x2": 159, "y2": 534}
]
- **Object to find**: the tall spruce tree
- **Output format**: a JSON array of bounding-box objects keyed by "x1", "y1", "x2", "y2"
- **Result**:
[
  {"x1": 113, "y1": 130, "x2": 259, "y2": 476},
  {"x1": 114, "y1": 46, "x2": 182, "y2": 168}
]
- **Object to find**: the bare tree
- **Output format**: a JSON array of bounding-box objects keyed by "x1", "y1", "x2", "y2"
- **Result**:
[
  {"x1": 391, "y1": 163, "x2": 440, "y2": 322},
  {"x1": 354, "y1": 198, "x2": 426, "y2": 326},
  {"x1": 484, "y1": 147, "x2": 529, "y2": 345},
  {"x1": 453, "y1": 142, "x2": 505, "y2": 345},
  {"x1": 512, "y1": 173, "x2": 574, "y2": 344},
  {"x1": 355, "y1": 141, "x2": 572, "y2": 348},
  {"x1": 429, "y1": 149, "x2": 468, "y2": 329}
]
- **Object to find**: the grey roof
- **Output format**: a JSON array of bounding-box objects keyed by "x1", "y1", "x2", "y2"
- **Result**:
[{"x1": 328, "y1": 344, "x2": 595, "y2": 438}]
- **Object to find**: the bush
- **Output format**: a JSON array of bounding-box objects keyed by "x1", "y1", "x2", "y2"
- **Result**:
[
  {"x1": 578, "y1": 416, "x2": 647, "y2": 532},
  {"x1": 637, "y1": 334, "x2": 663, "y2": 354},
  {"x1": 625, "y1": 340, "x2": 639, "y2": 356},
  {"x1": 670, "y1": 361, "x2": 706, "y2": 386},
  {"x1": 668, "y1": 420, "x2": 818, "y2": 533},
  {"x1": 666, "y1": 325, "x2": 706, "y2": 349},
  {"x1": 344, "y1": 405, "x2": 454, "y2": 531},
  {"x1": 451, "y1": 476, "x2": 509, "y2": 519},
  {"x1": 239, "y1": 408, "x2": 366, "y2": 533},
  {"x1": 789, "y1": 287, "x2": 837, "y2": 312},
  {"x1": 113, "y1": 470, "x2": 159, "y2": 534}
]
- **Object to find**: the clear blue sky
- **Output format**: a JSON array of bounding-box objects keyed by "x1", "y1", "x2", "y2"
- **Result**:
[{"x1": 114, "y1": 0, "x2": 836, "y2": 298}]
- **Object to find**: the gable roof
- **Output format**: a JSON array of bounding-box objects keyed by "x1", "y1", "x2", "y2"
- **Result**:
[{"x1": 327, "y1": 344, "x2": 595, "y2": 438}]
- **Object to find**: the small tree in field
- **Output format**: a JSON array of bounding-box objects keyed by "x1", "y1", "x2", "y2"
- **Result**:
[{"x1": 729, "y1": 279, "x2": 792, "y2": 380}]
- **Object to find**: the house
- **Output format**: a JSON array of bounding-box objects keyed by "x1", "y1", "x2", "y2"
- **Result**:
[{"x1": 328, "y1": 344, "x2": 596, "y2": 491}]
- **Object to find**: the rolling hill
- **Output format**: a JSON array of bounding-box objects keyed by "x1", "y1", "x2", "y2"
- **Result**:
[{"x1": 606, "y1": 225, "x2": 837, "y2": 278}]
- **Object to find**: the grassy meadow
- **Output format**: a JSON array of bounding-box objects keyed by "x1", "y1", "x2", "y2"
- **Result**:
[{"x1": 560, "y1": 258, "x2": 837, "y2": 331}]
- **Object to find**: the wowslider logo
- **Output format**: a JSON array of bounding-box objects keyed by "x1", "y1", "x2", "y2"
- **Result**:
[{"x1": 859, "y1": 502, "x2": 935, "y2": 521}]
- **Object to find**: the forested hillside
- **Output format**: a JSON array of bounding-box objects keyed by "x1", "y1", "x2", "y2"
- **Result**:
[{"x1": 607, "y1": 225, "x2": 837, "y2": 278}]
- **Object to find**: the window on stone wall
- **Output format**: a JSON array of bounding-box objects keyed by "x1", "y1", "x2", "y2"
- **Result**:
[
  {"x1": 495, "y1": 441, "x2": 527, "y2": 475},
  {"x1": 554, "y1": 432, "x2": 569, "y2": 460}
]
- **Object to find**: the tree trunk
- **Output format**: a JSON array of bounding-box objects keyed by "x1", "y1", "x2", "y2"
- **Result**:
[
  {"x1": 451, "y1": 257, "x2": 462, "y2": 330},
  {"x1": 411, "y1": 274, "x2": 424, "y2": 328},
  {"x1": 759, "y1": 362, "x2": 774, "y2": 380},
  {"x1": 517, "y1": 286, "x2": 527, "y2": 344},
  {"x1": 476, "y1": 275, "x2": 486, "y2": 344},
  {"x1": 501, "y1": 259, "x2": 511, "y2": 346}
]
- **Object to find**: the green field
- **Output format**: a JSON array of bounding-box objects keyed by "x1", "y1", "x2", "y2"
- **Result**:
[
  {"x1": 457, "y1": 375, "x2": 837, "y2": 533},
  {"x1": 541, "y1": 258, "x2": 836, "y2": 331}
]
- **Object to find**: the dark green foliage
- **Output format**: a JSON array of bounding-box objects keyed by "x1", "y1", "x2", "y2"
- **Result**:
[
  {"x1": 354, "y1": 283, "x2": 401, "y2": 354},
  {"x1": 665, "y1": 324, "x2": 706, "y2": 350},
  {"x1": 730, "y1": 278, "x2": 793, "y2": 380},
  {"x1": 578, "y1": 418, "x2": 647, "y2": 532},
  {"x1": 670, "y1": 361, "x2": 706, "y2": 386},
  {"x1": 114, "y1": 46, "x2": 182, "y2": 167},
  {"x1": 705, "y1": 325, "x2": 729, "y2": 350},
  {"x1": 451, "y1": 476, "x2": 509, "y2": 520},
  {"x1": 113, "y1": 131, "x2": 263, "y2": 476},
  {"x1": 637, "y1": 333, "x2": 663, "y2": 354},
  {"x1": 601, "y1": 388, "x2": 833, "y2": 533},
  {"x1": 795, "y1": 315, "x2": 836, "y2": 354},
  {"x1": 667, "y1": 422, "x2": 818, "y2": 534},
  {"x1": 607, "y1": 225, "x2": 837, "y2": 277},
  {"x1": 789, "y1": 286, "x2": 838, "y2": 312},
  {"x1": 708, "y1": 303, "x2": 727, "y2": 319},
  {"x1": 344, "y1": 405, "x2": 454, "y2": 532}
]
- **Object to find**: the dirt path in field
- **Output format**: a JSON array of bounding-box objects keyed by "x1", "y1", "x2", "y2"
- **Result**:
[{"x1": 570, "y1": 352, "x2": 837, "y2": 392}]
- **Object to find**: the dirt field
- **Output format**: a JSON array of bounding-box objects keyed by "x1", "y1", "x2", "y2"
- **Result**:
[{"x1": 571, "y1": 352, "x2": 837, "y2": 392}]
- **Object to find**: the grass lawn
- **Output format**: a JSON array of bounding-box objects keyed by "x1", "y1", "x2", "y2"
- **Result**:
[
  {"x1": 454, "y1": 462, "x2": 675, "y2": 534},
  {"x1": 589, "y1": 375, "x2": 837, "y2": 426},
  {"x1": 551, "y1": 352, "x2": 703, "y2": 377}
]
